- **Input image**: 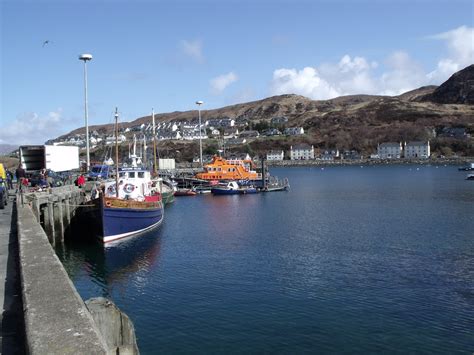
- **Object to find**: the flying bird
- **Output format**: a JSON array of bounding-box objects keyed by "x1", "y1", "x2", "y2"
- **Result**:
[{"x1": 42, "y1": 40, "x2": 50, "y2": 47}]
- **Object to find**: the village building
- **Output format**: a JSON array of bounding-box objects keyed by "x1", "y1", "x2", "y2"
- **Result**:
[
  {"x1": 239, "y1": 130, "x2": 260, "y2": 138},
  {"x1": 266, "y1": 150, "x2": 284, "y2": 161},
  {"x1": 271, "y1": 116, "x2": 288, "y2": 125},
  {"x1": 404, "y1": 141, "x2": 430, "y2": 158},
  {"x1": 284, "y1": 127, "x2": 305, "y2": 136},
  {"x1": 290, "y1": 144, "x2": 314, "y2": 160},
  {"x1": 319, "y1": 149, "x2": 340, "y2": 161},
  {"x1": 377, "y1": 142, "x2": 402, "y2": 159}
]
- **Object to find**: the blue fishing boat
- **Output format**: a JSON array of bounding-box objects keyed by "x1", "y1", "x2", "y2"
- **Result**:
[{"x1": 90, "y1": 109, "x2": 164, "y2": 243}]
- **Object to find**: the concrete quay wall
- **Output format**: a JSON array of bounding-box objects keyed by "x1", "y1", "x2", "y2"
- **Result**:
[{"x1": 17, "y1": 191, "x2": 108, "y2": 354}]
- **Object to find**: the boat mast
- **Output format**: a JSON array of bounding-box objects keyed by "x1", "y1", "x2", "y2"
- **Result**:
[
  {"x1": 143, "y1": 134, "x2": 147, "y2": 167},
  {"x1": 114, "y1": 108, "x2": 119, "y2": 198},
  {"x1": 152, "y1": 108, "x2": 157, "y2": 176}
]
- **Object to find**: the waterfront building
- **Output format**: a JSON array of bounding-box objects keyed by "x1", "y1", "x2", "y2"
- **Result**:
[
  {"x1": 377, "y1": 142, "x2": 402, "y2": 159},
  {"x1": 320, "y1": 149, "x2": 340, "y2": 161},
  {"x1": 404, "y1": 141, "x2": 431, "y2": 158},
  {"x1": 266, "y1": 150, "x2": 284, "y2": 161},
  {"x1": 290, "y1": 144, "x2": 314, "y2": 160},
  {"x1": 342, "y1": 150, "x2": 361, "y2": 160}
]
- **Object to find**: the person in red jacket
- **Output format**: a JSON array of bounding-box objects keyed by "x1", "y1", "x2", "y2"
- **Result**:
[{"x1": 77, "y1": 174, "x2": 86, "y2": 188}]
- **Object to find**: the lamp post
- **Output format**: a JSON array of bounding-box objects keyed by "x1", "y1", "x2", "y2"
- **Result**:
[
  {"x1": 79, "y1": 53, "x2": 93, "y2": 172},
  {"x1": 195, "y1": 100, "x2": 204, "y2": 168}
]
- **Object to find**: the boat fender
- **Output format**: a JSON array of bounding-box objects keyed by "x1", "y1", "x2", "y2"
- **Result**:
[
  {"x1": 124, "y1": 184, "x2": 135, "y2": 193},
  {"x1": 105, "y1": 201, "x2": 112, "y2": 207}
]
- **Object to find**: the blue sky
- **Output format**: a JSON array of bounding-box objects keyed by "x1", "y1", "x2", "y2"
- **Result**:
[{"x1": 1, "y1": 0, "x2": 473, "y2": 145}]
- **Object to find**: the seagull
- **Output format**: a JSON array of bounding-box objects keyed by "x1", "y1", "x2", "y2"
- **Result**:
[{"x1": 42, "y1": 40, "x2": 50, "y2": 47}]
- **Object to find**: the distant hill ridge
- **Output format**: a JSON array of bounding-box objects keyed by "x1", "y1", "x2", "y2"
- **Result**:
[{"x1": 54, "y1": 65, "x2": 474, "y2": 156}]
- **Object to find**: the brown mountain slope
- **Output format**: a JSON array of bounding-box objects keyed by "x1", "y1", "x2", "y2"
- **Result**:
[
  {"x1": 58, "y1": 65, "x2": 474, "y2": 157},
  {"x1": 420, "y1": 64, "x2": 474, "y2": 104}
]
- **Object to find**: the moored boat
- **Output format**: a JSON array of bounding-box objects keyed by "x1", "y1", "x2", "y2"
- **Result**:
[
  {"x1": 458, "y1": 162, "x2": 474, "y2": 171},
  {"x1": 174, "y1": 188, "x2": 197, "y2": 196},
  {"x1": 195, "y1": 155, "x2": 261, "y2": 181},
  {"x1": 466, "y1": 173, "x2": 474, "y2": 180},
  {"x1": 90, "y1": 109, "x2": 164, "y2": 243},
  {"x1": 211, "y1": 181, "x2": 258, "y2": 195}
]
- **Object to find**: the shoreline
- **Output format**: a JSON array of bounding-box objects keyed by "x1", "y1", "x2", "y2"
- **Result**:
[{"x1": 265, "y1": 157, "x2": 473, "y2": 168}]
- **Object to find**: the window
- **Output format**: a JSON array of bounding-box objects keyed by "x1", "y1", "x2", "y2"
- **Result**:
[
  {"x1": 138, "y1": 172, "x2": 145, "y2": 178},
  {"x1": 129, "y1": 172, "x2": 135, "y2": 178}
]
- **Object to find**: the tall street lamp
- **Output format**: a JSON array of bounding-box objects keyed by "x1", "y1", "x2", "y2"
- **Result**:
[
  {"x1": 79, "y1": 53, "x2": 93, "y2": 171},
  {"x1": 196, "y1": 100, "x2": 204, "y2": 168}
]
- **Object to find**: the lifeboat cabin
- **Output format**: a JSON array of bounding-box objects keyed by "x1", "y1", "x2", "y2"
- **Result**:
[{"x1": 195, "y1": 156, "x2": 260, "y2": 181}]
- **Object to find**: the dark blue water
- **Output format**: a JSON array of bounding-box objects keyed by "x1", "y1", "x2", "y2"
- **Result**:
[{"x1": 58, "y1": 165, "x2": 474, "y2": 353}]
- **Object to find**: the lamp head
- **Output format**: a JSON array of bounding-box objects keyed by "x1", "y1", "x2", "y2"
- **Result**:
[
  {"x1": 195, "y1": 100, "x2": 204, "y2": 106},
  {"x1": 79, "y1": 53, "x2": 93, "y2": 61}
]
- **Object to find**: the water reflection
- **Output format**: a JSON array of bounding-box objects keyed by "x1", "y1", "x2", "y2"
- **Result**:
[{"x1": 57, "y1": 229, "x2": 162, "y2": 297}]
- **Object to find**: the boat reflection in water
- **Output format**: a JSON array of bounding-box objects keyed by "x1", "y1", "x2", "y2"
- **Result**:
[{"x1": 57, "y1": 228, "x2": 163, "y2": 298}]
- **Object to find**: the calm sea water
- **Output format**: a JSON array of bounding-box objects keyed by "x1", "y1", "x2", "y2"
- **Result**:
[{"x1": 57, "y1": 165, "x2": 474, "y2": 354}]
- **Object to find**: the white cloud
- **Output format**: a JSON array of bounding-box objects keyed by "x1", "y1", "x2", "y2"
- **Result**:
[
  {"x1": 0, "y1": 109, "x2": 68, "y2": 145},
  {"x1": 270, "y1": 25, "x2": 474, "y2": 99},
  {"x1": 270, "y1": 67, "x2": 340, "y2": 100},
  {"x1": 427, "y1": 25, "x2": 474, "y2": 82},
  {"x1": 380, "y1": 51, "x2": 427, "y2": 96},
  {"x1": 179, "y1": 39, "x2": 204, "y2": 63},
  {"x1": 210, "y1": 72, "x2": 238, "y2": 94}
]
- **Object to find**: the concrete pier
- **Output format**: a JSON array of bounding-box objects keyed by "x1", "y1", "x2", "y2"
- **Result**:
[
  {"x1": 23, "y1": 186, "x2": 85, "y2": 244},
  {"x1": 0, "y1": 187, "x2": 139, "y2": 354},
  {"x1": 17, "y1": 189, "x2": 108, "y2": 354}
]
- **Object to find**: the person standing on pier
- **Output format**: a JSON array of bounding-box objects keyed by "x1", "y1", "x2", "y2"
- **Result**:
[
  {"x1": 6, "y1": 170, "x2": 13, "y2": 190},
  {"x1": 15, "y1": 164, "x2": 26, "y2": 192},
  {"x1": 77, "y1": 174, "x2": 85, "y2": 188}
]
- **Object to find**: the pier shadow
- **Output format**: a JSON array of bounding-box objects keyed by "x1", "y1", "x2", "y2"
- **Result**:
[{"x1": 1, "y1": 200, "x2": 26, "y2": 354}]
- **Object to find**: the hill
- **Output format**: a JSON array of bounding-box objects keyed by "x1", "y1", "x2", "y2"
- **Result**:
[
  {"x1": 56, "y1": 65, "x2": 474, "y2": 158},
  {"x1": 420, "y1": 64, "x2": 474, "y2": 104}
]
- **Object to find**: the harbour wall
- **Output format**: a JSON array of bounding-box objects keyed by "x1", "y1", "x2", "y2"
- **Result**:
[
  {"x1": 16, "y1": 188, "x2": 108, "y2": 354},
  {"x1": 16, "y1": 185, "x2": 138, "y2": 354}
]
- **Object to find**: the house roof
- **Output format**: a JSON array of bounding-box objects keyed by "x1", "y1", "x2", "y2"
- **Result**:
[
  {"x1": 405, "y1": 141, "x2": 429, "y2": 147},
  {"x1": 379, "y1": 142, "x2": 401, "y2": 148},
  {"x1": 292, "y1": 144, "x2": 312, "y2": 150}
]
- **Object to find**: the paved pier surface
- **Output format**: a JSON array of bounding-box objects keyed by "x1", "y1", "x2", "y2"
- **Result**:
[{"x1": 0, "y1": 191, "x2": 25, "y2": 354}]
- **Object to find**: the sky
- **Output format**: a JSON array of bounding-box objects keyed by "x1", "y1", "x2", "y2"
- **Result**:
[{"x1": 1, "y1": 0, "x2": 473, "y2": 145}]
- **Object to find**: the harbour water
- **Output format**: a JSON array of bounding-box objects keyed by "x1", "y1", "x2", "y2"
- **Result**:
[{"x1": 57, "y1": 165, "x2": 474, "y2": 353}]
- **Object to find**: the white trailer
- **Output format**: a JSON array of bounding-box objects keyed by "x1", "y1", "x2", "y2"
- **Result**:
[
  {"x1": 20, "y1": 145, "x2": 80, "y2": 172},
  {"x1": 158, "y1": 158, "x2": 175, "y2": 170}
]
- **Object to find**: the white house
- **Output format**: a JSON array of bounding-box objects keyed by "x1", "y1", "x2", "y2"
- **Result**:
[
  {"x1": 377, "y1": 142, "x2": 402, "y2": 159},
  {"x1": 404, "y1": 141, "x2": 430, "y2": 158},
  {"x1": 105, "y1": 134, "x2": 127, "y2": 145},
  {"x1": 284, "y1": 127, "x2": 305, "y2": 136},
  {"x1": 267, "y1": 150, "x2": 284, "y2": 161},
  {"x1": 290, "y1": 144, "x2": 314, "y2": 160}
]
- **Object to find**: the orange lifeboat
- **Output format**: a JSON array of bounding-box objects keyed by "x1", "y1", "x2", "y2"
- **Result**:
[{"x1": 195, "y1": 156, "x2": 260, "y2": 181}]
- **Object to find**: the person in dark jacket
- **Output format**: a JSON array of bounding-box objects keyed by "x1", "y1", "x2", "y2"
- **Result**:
[
  {"x1": 6, "y1": 170, "x2": 13, "y2": 189},
  {"x1": 15, "y1": 164, "x2": 26, "y2": 192}
]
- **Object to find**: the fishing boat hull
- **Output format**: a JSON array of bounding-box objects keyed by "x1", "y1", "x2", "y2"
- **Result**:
[
  {"x1": 211, "y1": 187, "x2": 241, "y2": 195},
  {"x1": 100, "y1": 196, "x2": 164, "y2": 243},
  {"x1": 174, "y1": 188, "x2": 197, "y2": 196},
  {"x1": 161, "y1": 190, "x2": 175, "y2": 205}
]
